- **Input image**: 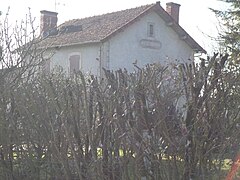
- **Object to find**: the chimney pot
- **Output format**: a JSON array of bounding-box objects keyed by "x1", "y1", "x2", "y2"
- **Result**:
[
  {"x1": 40, "y1": 10, "x2": 58, "y2": 37},
  {"x1": 166, "y1": 2, "x2": 180, "y2": 24}
]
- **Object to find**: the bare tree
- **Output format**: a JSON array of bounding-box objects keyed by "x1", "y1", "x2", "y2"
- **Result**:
[{"x1": 0, "y1": 9, "x2": 47, "y2": 179}]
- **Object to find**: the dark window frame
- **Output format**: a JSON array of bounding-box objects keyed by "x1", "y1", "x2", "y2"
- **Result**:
[{"x1": 147, "y1": 22, "x2": 155, "y2": 37}]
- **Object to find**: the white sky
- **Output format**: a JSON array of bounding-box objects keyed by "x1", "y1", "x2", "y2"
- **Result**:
[{"x1": 1, "y1": 0, "x2": 228, "y2": 54}]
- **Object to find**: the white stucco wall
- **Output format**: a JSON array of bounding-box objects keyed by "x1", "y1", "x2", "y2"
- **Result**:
[
  {"x1": 47, "y1": 43, "x2": 100, "y2": 75},
  {"x1": 46, "y1": 11, "x2": 195, "y2": 75},
  {"x1": 107, "y1": 11, "x2": 194, "y2": 71}
]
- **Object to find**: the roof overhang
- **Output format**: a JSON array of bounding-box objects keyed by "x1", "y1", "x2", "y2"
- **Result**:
[{"x1": 38, "y1": 40, "x2": 101, "y2": 50}]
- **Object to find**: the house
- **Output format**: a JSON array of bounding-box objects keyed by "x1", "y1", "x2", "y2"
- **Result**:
[{"x1": 39, "y1": 2, "x2": 206, "y2": 76}]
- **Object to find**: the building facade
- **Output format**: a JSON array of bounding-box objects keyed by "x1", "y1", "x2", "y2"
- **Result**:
[{"x1": 39, "y1": 2, "x2": 206, "y2": 76}]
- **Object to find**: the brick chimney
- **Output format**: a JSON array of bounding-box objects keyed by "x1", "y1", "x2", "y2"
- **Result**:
[
  {"x1": 40, "y1": 10, "x2": 58, "y2": 37},
  {"x1": 166, "y1": 2, "x2": 180, "y2": 23}
]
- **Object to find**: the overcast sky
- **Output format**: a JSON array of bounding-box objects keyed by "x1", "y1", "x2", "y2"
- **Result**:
[{"x1": 1, "y1": 0, "x2": 228, "y2": 54}]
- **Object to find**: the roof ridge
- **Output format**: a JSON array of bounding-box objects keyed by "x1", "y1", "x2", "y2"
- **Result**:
[{"x1": 59, "y1": 3, "x2": 155, "y2": 27}]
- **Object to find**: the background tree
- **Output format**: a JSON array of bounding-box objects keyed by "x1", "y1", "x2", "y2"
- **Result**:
[{"x1": 212, "y1": 0, "x2": 240, "y2": 63}]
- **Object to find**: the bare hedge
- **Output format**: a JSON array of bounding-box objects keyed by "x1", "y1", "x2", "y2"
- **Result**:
[{"x1": 0, "y1": 54, "x2": 240, "y2": 180}]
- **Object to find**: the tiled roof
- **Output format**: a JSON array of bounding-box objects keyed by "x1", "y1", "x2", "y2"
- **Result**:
[
  {"x1": 39, "y1": 4, "x2": 154, "y2": 47},
  {"x1": 40, "y1": 2, "x2": 206, "y2": 53}
]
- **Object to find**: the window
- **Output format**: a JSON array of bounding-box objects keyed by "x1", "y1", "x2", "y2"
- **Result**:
[
  {"x1": 147, "y1": 23, "x2": 155, "y2": 37},
  {"x1": 69, "y1": 54, "x2": 80, "y2": 74}
]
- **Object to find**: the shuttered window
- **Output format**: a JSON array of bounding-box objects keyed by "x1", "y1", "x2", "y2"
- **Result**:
[{"x1": 69, "y1": 54, "x2": 80, "y2": 74}]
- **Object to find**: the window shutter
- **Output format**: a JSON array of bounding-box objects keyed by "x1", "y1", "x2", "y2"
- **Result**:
[{"x1": 69, "y1": 55, "x2": 80, "y2": 74}]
